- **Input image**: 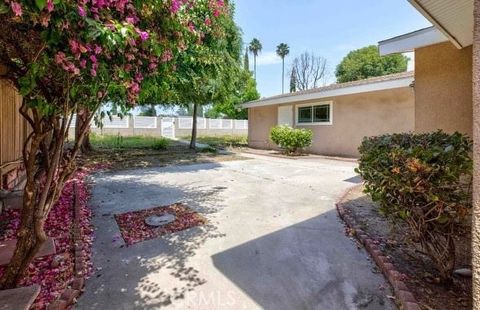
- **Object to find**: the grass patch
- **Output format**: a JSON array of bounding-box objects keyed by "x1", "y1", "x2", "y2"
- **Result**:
[
  {"x1": 183, "y1": 135, "x2": 247, "y2": 149},
  {"x1": 90, "y1": 134, "x2": 170, "y2": 150}
]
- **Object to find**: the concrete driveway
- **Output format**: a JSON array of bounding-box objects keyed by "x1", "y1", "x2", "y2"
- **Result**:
[{"x1": 77, "y1": 154, "x2": 393, "y2": 310}]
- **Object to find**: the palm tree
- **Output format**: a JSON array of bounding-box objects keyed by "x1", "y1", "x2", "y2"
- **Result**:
[
  {"x1": 276, "y1": 43, "x2": 290, "y2": 94},
  {"x1": 249, "y1": 38, "x2": 262, "y2": 80}
]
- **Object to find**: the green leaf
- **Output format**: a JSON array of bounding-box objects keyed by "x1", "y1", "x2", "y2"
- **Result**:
[
  {"x1": 0, "y1": 2, "x2": 9, "y2": 14},
  {"x1": 35, "y1": 0, "x2": 47, "y2": 10}
]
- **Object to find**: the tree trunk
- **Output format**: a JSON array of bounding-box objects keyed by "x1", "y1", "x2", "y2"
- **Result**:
[
  {"x1": 0, "y1": 172, "x2": 47, "y2": 288},
  {"x1": 0, "y1": 211, "x2": 47, "y2": 288},
  {"x1": 0, "y1": 100, "x2": 94, "y2": 289},
  {"x1": 75, "y1": 107, "x2": 92, "y2": 153},
  {"x1": 472, "y1": 1, "x2": 480, "y2": 307},
  {"x1": 254, "y1": 55, "x2": 257, "y2": 80},
  {"x1": 189, "y1": 103, "x2": 198, "y2": 150},
  {"x1": 282, "y1": 58, "x2": 285, "y2": 94}
]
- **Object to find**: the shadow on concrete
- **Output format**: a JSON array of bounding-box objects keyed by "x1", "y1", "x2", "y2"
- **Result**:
[
  {"x1": 343, "y1": 175, "x2": 363, "y2": 184},
  {"x1": 78, "y1": 162, "x2": 391, "y2": 309},
  {"x1": 211, "y1": 210, "x2": 392, "y2": 310},
  {"x1": 78, "y1": 164, "x2": 229, "y2": 309}
]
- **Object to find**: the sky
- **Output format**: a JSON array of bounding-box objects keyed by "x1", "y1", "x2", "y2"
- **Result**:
[{"x1": 234, "y1": 0, "x2": 432, "y2": 98}]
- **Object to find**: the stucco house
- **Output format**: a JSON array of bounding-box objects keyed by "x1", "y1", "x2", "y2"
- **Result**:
[
  {"x1": 379, "y1": 26, "x2": 472, "y2": 137},
  {"x1": 243, "y1": 71, "x2": 415, "y2": 158},
  {"x1": 243, "y1": 1, "x2": 473, "y2": 158}
]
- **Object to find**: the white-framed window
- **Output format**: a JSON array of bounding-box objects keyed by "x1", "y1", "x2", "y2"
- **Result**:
[{"x1": 296, "y1": 101, "x2": 333, "y2": 125}]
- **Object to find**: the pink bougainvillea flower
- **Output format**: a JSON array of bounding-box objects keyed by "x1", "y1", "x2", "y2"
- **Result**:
[
  {"x1": 46, "y1": 0, "x2": 54, "y2": 12},
  {"x1": 138, "y1": 31, "x2": 149, "y2": 41},
  {"x1": 170, "y1": 0, "x2": 181, "y2": 14},
  {"x1": 78, "y1": 5, "x2": 86, "y2": 17},
  {"x1": 126, "y1": 15, "x2": 138, "y2": 24},
  {"x1": 54, "y1": 52, "x2": 66, "y2": 65},
  {"x1": 90, "y1": 68, "x2": 97, "y2": 76},
  {"x1": 10, "y1": 2, "x2": 22, "y2": 17},
  {"x1": 79, "y1": 59, "x2": 87, "y2": 68},
  {"x1": 89, "y1": 55, "x2": 97, "y2": 63},
  {"x1": 148, "y1": 62, "x2": 157, "y2": 70},
  {"x1": 205, "y1": 17, "x2": 211, "y2": 26},
  {"x1": 213, "y1": 9, "x2": 220, "y2": 17},
  {"x1": 94, "y1": 45, "x2": 102, "y2": 55},
  {"x1": 69, "y1": 39, "x2": 80, "y2": 54},
  {"x1": 160, "y1": 49, "x2": 173, "y2": 63}
]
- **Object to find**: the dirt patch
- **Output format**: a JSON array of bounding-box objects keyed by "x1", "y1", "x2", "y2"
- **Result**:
[
  {"x1": 81, "y1": 141, "x2": 249, "y2": 171},
  {"x1": 114, "y1": 203, "x2": 206, "y2": 245},
  {"x1": 342, "y1": 186, "x2": 472, "y2": 310}
]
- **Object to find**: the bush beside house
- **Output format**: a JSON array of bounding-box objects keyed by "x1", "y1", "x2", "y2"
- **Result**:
[
  {"x1": 356, "y1": 131, "x2": 473, "y2": 281},
  {"x1": 269, "y1": 125, "x2": 313, "y2": 155}
]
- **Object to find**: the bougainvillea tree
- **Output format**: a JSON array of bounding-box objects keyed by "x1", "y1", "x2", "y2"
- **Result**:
[{"x1": 0, "y1": 0, "x2": 227, "y2": 288}]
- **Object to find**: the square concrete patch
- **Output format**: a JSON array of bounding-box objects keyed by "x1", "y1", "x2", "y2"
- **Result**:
[
  {"x1": 0, "y1": 237, "x2": 56, "y2": 266},
  {"x1": 0, "y1": 284, "x2": 40, "y2": 310}
]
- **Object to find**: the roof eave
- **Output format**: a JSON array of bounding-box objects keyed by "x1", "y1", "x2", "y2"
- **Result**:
[
  {"x1": 378, "y1": 26, "x2": 448, "y2": 56},
  {"x1": 408, "y1": 0, "x2": 473, "y2": 49},
  {"x1": 242, "y1": 76, "x2": 414, "y2": 109}
]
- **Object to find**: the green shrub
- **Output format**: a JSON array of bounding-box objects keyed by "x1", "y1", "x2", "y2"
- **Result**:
[
  {"x1": 356, "y1": 131, "x2": 472, "y2": 281},
  {"x1": 151, "y1": 138, "x2": 170, "y2": 150},
  {"x1": 269, "y1": 125, "x2": 313, "y2": 155}
]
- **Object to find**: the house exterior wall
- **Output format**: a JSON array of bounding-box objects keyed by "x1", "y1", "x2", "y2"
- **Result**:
[
  {"x1": 247, "y1": 87, "x2": 415, "y2": 158},
  {"x1": 415, "y1": 42, "x2": 473, "y2": 136},
  {"x1": 248, "y1": 105, "x2": 278, "y2": 149}
]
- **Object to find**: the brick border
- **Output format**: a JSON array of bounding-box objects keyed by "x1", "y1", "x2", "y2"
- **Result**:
[
  {"x1": 47, "y1": 182, "x2": 86, "y2": 310},
  {"x1": 336, "y1": 185, "x2": 420, "y2": 310}
]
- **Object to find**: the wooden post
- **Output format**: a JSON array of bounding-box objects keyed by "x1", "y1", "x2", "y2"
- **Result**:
[{"x1": 472, "y1": 1, "x2": 480, "y2": 308}]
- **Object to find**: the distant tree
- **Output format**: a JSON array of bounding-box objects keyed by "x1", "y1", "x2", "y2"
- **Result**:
[
  {"x1": 138, "y1": 104, "x2": 157, "y2": 116},
  {"x1": 290, "y1": 67, "x2": 297, "y2": 93},
  {"x1": 276, "y1": 43, "x2": 290, "y2": 94},
  {"x1": 173, "y1": 4, "x2": 243, "y2": 149},
  {"x1": 244, "y1": 48, "x2": 250, "y2": 72},
  {"x1": 290, "y1": 52, "x2": 327, "y2": 91},
  {"x1": 249, "y1": 38, "x2": 262, "y2": 79},
  {"x1": 335, "y1": 45, "x2": 408, "y2": 83},
  {"x1": 206, "y1": 70, "x2": 260, "y2": 119}
]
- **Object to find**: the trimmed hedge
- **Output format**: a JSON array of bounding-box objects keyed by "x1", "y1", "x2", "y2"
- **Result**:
[
  {"x1": 355, "y1": 131, "x2": 472, "y2": 281},
  {"x1": 270, "y1": 125, "x2": 313, "y2": 155}
]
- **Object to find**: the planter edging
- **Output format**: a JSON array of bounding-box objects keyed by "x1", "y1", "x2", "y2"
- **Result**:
[
  {"x1": 47, "y1": 183, "x2": 86, "y2": 310},
  {"x1": 335, "y1": 185, "x2": 421, "y2": 310}
]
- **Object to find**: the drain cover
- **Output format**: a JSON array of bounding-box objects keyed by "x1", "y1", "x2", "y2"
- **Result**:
[{"x1": 145, "y1": 214, "x2": 176, "y2": 227}]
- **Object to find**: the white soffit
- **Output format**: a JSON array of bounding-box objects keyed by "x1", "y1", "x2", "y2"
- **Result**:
[
  {"x1": 408, "y1": 0, "x2": 473, "y2": 49},
  {"x1": 378, "y1": 27, "x2": 447, "y2": 56}
]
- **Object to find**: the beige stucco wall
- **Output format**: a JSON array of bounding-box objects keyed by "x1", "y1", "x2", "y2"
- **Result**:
[
  {"x1": 248, "y1": 105, "x2": 278, "y2": 149},
  {"x1": 415, "y1": 42, "x2": 473, "y2": 136},
  {"x1": 248, "y1": 87, "x2": 415, "y2": 158}
]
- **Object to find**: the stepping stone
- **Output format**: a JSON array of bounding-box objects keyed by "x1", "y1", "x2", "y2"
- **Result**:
[
  {"x1": 0, "y1": 190, "x2": 23, "y2": 210},
  {"x1": 0, "y1": 284, "x2": 40, "y2": 310},
  {"x1": 2, "y1": 196, "x2": 23, "y2": 210},
  {"x1": 0, "y1": 237, "x2": 56, "y2": 266}
]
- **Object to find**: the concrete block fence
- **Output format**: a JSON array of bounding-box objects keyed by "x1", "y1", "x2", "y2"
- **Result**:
[{"x1": 68, "y1": 116, "x2": 248, "y2": 139}]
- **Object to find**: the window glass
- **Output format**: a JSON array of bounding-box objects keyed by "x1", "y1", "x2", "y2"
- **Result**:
[
  {"x1": 298, "y1": 107, "x2": 312, "y2": 123},
  {"x1": 314, "y1": 104, "x2": 330, "y2": 122}
]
